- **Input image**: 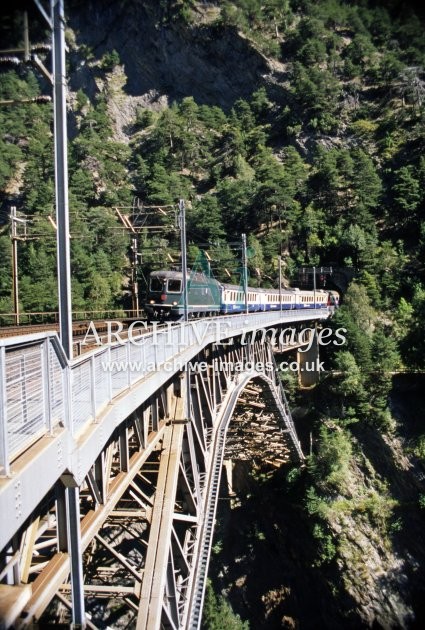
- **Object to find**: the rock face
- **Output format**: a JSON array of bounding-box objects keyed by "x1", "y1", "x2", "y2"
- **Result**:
[
  {"x1": 209, "y1": 389, "x2": 425, "y2": 629},
  {"x1": 67, "y1": 0, "x2": 271, "y2": 111}
]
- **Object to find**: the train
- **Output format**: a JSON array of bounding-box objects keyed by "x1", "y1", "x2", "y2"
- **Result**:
[{"x1": 145, "y1": 269, "x2": 339, "y2": 321}]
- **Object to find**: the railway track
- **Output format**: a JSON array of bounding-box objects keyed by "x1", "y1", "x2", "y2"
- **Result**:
[
  {"x1": 0, "y1": 319, "x2": 137, "y2": 339},
  {"x1": 0, "y1": 319, "x2": 143, "y2": 357}
]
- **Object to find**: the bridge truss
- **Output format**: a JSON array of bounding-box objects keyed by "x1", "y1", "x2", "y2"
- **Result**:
[{"x1": 0, "y1": 312, "x2": 325, "y2": 628}]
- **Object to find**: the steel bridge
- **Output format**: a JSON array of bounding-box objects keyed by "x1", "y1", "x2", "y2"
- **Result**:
[{"x1": 0, "y1": 310, "x2": 328, "y2": 629}]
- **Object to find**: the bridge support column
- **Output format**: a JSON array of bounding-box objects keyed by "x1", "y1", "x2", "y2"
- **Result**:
[
  {"x1": 297, "y1": 329, "x2": 320, "y2": 388},
  {"x1": 62, "y1": 478, "x2": 85, "y2": 628},
  {"x1": 223, "y1": 459, "x2": 234, "y2": 492},
  {"x1": 223, "y1": 459, "x2": 236, "y2": 507}
]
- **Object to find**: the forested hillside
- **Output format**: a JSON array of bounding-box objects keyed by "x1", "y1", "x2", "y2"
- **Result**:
[
  {"x1": 1, "y1": 1, "x2": 425, "y2": 627},
  {"x1": 0, "y1": 0, "x2": 424, "y2": 361}
]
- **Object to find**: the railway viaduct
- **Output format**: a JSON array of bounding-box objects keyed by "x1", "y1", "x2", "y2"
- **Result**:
[{"x1": 0, "y1": 309, "x2": 329, "y2": 629}]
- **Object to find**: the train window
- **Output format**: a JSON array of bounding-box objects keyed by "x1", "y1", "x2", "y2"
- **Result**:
[
  {"x1": 150, "y1": 277, "x2": 163, "y2": 291},
  {"x1": 167, "y1": 279, "x2": 182, "y2": 293}
]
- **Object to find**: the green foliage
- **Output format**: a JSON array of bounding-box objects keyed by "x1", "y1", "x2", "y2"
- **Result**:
[
  {"x1": 305, "y1": 486, "x2": 331, "y2": 518},
  {"x1": 401, "y1": 285, "x2": 425, "y2": 369},
  {"x1": 202, "y1": 580, "x2": 249, "y2": 630},
  {"x1": 411, "y1": 435, "x2": 425, "y2": 461},
  {"x1": 332, "y1": 351, "x2": 364, "y2": 397},
  {"x1": 75, "y1": 89, "x2": 88, "y2": 110},
  {"x1": 343, "y1": 282, "x2": 375, "y2": 329},
  {"x1": 359, "y1": 270, "x2": 381, "y2": 308},
  {"x1": 135, "y1": 107, "x2": 154, "y2": 129},
  {"x1": 312, "y1": 522, "x2": 337, "y2": 565},
  {"x1": 356, "y1": 488, "x2": 398, "y2": 533},
  {"x1": 100, "y1": 49, "x2": 121, "y2": 71},
  {"x1": 0, "y1": 138, "x2": 22, "y2": 189},
  {"x1": 308, "y1": 425, "x2": 353, "y2": 492},
  {"x1": 349, "y1": 119, "x2": 378, "y2": 138},
  {"x1": 0, "y1": 0, "x2": 423, "y2": 371},
  {"x1": 291, "y1": 62, "x2": 341, "y2": 132},
  {"x1": 391, "y1": 165, "x2": 421, "y2": 227},
  {"x1": 188, "y1": 196, "x2": 226, "y2": 243}
]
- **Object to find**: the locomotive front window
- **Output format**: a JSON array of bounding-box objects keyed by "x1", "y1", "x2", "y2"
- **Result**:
[
  {"x1": 150, "y1": 278, "x2": 163, "y2": 292},
  {"x1": 167, "y1": 279, "x2": 182, "y2": 293}
]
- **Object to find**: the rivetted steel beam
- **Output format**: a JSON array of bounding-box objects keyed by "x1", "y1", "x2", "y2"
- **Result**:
[{"x1": 137, "y1": 393, "x2": 185, "y2": 629}]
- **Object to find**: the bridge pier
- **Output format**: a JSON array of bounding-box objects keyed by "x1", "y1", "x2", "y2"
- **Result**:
[
  {"x1": 223, "y1": 459, "x2": 233, "y2": 495},
  {"x1": 297, "y1": 327, "x2": 321, "y2": 388}
]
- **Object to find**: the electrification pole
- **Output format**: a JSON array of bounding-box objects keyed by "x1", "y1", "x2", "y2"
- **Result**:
[
  {"x1": 179, "y1": 199, "x2": 188, "y2": 322},
  {"x1": 52, "y1": 2, "x2": 85, "y2": 626},
  {"x1": 279, "y1": 255, "x2": 282, "y2": 314},
  {"x1": 52, "y1": 0, "x2": 72, "y2": 359},
  {"x1": 10, "y1": 207, "x2": 19, "y2": 325},
  {"x1": 131, "y1": 237, "x2": 139, "y2": 315},
  {"x1": 241, "y1": 233, "x2": 248, "y2": 314}
]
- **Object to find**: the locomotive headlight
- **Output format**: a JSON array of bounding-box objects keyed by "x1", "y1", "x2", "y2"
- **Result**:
[{"x1": 172, "y1": 301, "x2": 178, "y2": 306}]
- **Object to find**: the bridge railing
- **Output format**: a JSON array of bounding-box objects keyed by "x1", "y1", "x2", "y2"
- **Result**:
[
  {"x1": 1, "y1": 309, "x2": 329, "y2": 474},
  {"x1": 0, "y1": 333, "x2": 67, "y2": 476}
]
